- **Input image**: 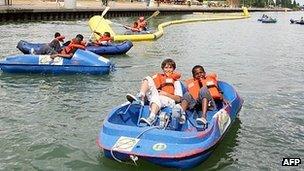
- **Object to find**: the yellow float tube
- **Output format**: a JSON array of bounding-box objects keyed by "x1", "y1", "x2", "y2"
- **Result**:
[{"x1": 89, "y1": 7, "x2": 250, "y2": 42}]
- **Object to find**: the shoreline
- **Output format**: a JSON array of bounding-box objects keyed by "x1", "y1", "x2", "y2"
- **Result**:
[{"x1": 0, "y1": 0, "x2": 291, "y2": 23}]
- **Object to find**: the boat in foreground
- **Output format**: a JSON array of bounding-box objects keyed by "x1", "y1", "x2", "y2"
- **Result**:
[
  {"x1": 17, "y1": 40, "x2": 133, "y2": 55},
  {"x1": 0, "y1": 49, "x2": 112, "y2": 74},
  {"x1": 97, "y1": 81, "x2": 243, "y2": 169}
]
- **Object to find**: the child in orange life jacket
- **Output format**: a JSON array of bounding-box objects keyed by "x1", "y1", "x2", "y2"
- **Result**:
[
  {"x1": 124, "y1": 22, "x2": 141, "y2": 32},
  {"x1": 176, "y1": 65, "x2": 220, "y2": 126},
  {"x1": 130, "y1": 22, "x2": 140, "y2": 32},
  {"x1": 92, "y1": 31, "x2": 113, "y2": 45},
  {"x1": 51, "y1": 34, "x2": 86, "y2": 59},
  {"x1": 126, "y1": 16, "x2": 147, "y2": 32},
  {"x1": 137, "y1": 16, "x2": 148, "y2": 31},
  {"x1": 126, "y1": 58, "x2": 183, "y2": 126}
]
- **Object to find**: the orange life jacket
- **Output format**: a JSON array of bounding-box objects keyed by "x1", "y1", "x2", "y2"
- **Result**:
[
  {"x1": 153, "y1": 72, "x2": 181, "y2": 95},
  {"x1": 130, "y1": 22, "x2": 140, "y2": 32},
  {"x1": 185, "y1": 73, "x2": 222, "y2": 100},
  {"x1": 137, "y1": 20, "x2": 147, "y2": 30},
  {"x1": 99, "y1": 36, "x2": 111, "y2": 42},
  {"x1": 202, "y1": 73, "x2": 222, "y2": 100},
  {"x1": 62, "y1": 38, "x2": 86, "y2": 54},
  {"x1": 97, "y1": 36, "x2": 112, "y2": 45}
]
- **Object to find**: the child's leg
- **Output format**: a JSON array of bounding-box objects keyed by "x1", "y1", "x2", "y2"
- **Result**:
[{"x1": 197, "y1": 86, "x2": 214, "y2": 125}]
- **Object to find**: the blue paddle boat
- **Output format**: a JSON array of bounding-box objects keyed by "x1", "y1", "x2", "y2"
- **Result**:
[
  {"x1": 290, "y1": 19, "x2": 304, "y2": 25},
  {"x1": 261, "y1": 18, "x2": 277, "y2": 23},
  {"x1": 0, "y1": 49, "x2": 112, "y2": 74},
  {"x1": 97, "y1": 81, "x2": 243, "y2": 169},
  {"x1": 17, "y1": 40, "x2": 133, "y2": 55}
]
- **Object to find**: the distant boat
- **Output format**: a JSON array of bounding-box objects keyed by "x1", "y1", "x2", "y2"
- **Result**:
[
  {"x1": 261, "y1": 18, "x2": 277, "y2": 23},
  {"x1": 257, "y1": 14, "x2": 268, "y2": 21},
  {"x1": 0, "y1": 49, "x2": 112, "y2": 74},
  {"x1": 290, "y1": 19, "x2": 304, "y2": 25}
]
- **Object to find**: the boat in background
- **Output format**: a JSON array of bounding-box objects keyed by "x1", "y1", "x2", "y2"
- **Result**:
[
  {"x1": 290, "y1": 19, "x2": 304, "y2": 25},
  {"x1": 97, "y1": 81, "x2": 243, "y2": 169},
  {"x1": 17, "y1": 40, "x2": 133, "y2": 56},
  {"x1": 261, "y1": 18, "x2": 277, "y2": 23},
  {"x1": 257, "y1": 14, "x2": 277, "y2": 23},
  {"x1": 0, "y1": 49, "x2": 112, "y2": 74}
]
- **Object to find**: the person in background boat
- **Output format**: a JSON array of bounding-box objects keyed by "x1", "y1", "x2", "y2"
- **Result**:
[
  {"x1": 262, "y1": 14, "x2": 268, "y2": 19},
  {"x1": 92, "y1": 31, "x2": 113, "y2": 46},
  {"x1": 175, "y1": 65, "x2": 222, "y2": 126},
  {"x1": 125, "y1": 16, "x2": 148, "y2": 32},
  {"x1": 49, "y1": 32, "x2": 65, "y2": 53},
  {"x1": 137, "y1": 16, "x2": 148, "y2": 31},
  {"x1": 125, "y1": 22, "x2": 140, "y2": 32},
  {"x1": 51, "y1": 34, "x2": 86, "y2": 59},
  {"x1": 126, "y1": 58, "x2": 183, "y2": 126},
  {"x1": 30, "y1": 32, "x2": 65, "y2": 55}
]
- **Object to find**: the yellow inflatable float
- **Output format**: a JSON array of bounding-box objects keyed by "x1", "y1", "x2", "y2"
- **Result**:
[{"x1": 88, "y1": 7, "x2": 250, "y2": 42}]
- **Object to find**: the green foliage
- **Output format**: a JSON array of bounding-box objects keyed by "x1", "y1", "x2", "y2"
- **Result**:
[{"x1": 241, "y1": 0, "x2": 300, "y2": 8}]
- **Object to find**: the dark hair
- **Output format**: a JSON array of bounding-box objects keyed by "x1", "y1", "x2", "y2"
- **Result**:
[
  {"x1": 161, "y1": 58, "x2": 176, "y2": 70},
  {"x1": 104, "y1": 32, "x2": 111, "y2": 37},
  {"x1": 54, "y1": 32, "x2": 61, "y2": 38},
  {"x1": 76, "y1": 34, "x2": 84, "y2": 41},
  {"x1": 192, "y1": 65, "x2": 205, "y2": 76}
]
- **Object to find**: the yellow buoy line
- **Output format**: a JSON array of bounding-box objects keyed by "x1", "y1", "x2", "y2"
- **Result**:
[{"x1": 89, "y1": 7, "x2": 250, "y2": 42}]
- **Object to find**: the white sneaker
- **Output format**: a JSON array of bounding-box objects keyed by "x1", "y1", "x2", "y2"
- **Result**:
[
  {"x1": 126, "y1": 93, "x2": 144, "y2": 105},
  {"x1": 30, "y1": 48, "x2": 35, "y2": 55},
  {"x1": 140, "y1": 116, "x2": 155, "y2": 126},
  {"x1": 179, "y1": 114, "x2": 186, "y2": 124},
  {"x1": 196, "y1": 118, "x2": 207, "y2": 126}
]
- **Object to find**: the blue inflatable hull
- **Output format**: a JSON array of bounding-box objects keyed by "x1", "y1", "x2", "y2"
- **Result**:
[
  {"x1": 97, "y1": 81, "x2": 243, "y2": 169},
  {"x1": 17, "y1": 40, "x2": 133, "y2": 55},
  {"x1": 0, "y1": 49, "x2": 112, "y2": 74}
]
